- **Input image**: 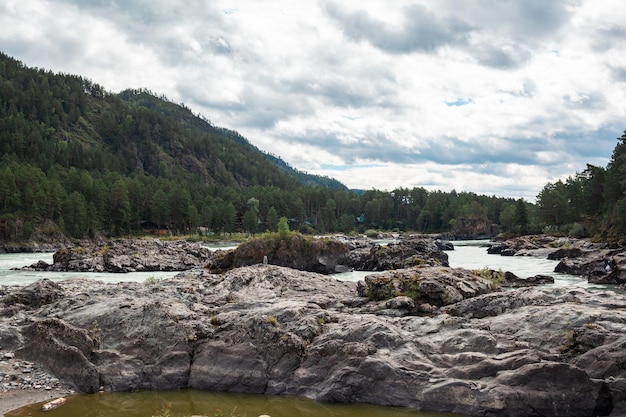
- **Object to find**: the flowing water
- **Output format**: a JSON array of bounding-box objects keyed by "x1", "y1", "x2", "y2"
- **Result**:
[
  {"x1": 445, "y1": 239, "x2": 617, "y2": 291},
  {"x1": 0, "y1": 240, "x2": 612, "y2": 416}
]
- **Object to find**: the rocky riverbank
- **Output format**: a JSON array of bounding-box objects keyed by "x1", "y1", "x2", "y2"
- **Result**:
[
  {"x1": 16, "y1": 234, "x2": 450, "y2": 276},
  {"x1": 1, "y1": 260, "x2": 625, "y2": 416},
  {"x1": 487, "y1": 235, "x2": 626, "y2": 285},
  {"x1": 17, "y1": 239, "x2": 212, "y2": 273},
  {"x1": 0, "y1": 352, "x2": 73, "y2": 417}
]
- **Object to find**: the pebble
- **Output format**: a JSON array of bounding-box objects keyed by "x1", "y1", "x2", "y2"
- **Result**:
[{"x1": 0, "y1": 351, "x2": 70, "y2": 394}]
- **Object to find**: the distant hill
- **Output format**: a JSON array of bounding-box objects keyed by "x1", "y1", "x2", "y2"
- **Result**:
[
  {"x1": 0, "y1": 51, "x2": 353, "y2": 239},
  {"x1": 116, "y1": 88, "x2": 347, "y2": 189},
  {"x1": 0, "y1": 51, "x2": 528, "y2": 242}
]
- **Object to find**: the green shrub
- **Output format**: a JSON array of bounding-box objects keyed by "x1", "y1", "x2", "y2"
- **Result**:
[
  {"x1": 568, "y1": 222, "x2": 587, "y2": 238},
  {"x1": 474, "y1": 267, "x2": 505, "y2": 289},
  {"x1": 144, "y1": 276, "x2": 162, "y2": 285}
]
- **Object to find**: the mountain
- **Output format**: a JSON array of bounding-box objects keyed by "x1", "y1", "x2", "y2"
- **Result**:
[
  {"x1": 0, "y1": 50, "x2": 344, "y2": 192},
  {"x1": 0, "y1": 51, "x2": 528, "y2": 242},
  {"x1": 117, "y1": 88, "x2": 348, "y2": 189},
  {"x1": 0, "y1": 51, "x2": 354, "y2": 239}
]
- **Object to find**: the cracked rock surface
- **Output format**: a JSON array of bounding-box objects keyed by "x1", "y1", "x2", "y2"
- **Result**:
[{"x1": 1, "y1": 264, "x2": 625, "y2": 416}]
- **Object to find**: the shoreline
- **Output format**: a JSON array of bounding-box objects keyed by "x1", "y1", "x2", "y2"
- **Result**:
[{"x1": 0, "y1": 389, "x2": 68, "y2": 417}]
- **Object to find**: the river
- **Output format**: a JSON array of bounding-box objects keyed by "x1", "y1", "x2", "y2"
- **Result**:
[
  {"x1": 0, "y1": 239, "x2": 599, "y2": 288},
  {"x1": 6, "y1": 390, "x2": 463, "y2": 417},
  {"x1": 0, "y1": 240, "x2": 607, "y2": 416}
]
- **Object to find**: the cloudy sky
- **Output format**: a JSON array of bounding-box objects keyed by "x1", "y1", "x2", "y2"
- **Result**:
[{"x1": 2, "y1": 0, "x2": 626, "y2": 200}]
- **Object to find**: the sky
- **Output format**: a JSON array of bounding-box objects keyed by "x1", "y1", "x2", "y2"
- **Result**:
[{"x1": 2, "y1": 0, "x2": 626, "y2": 201}]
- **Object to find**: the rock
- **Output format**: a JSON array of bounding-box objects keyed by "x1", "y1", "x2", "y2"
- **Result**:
[
  {"x1": 547, "y1": 247, "x2": 584, "y2": 260},
  {"x1": 435, "y1": 240, "x2": 455, "y2": 251},
  {"x1": 487, "y1": 244, "x2": 507, "y2": 254},
  {"x1": 206, "y1": 234, "x2": 352, "y2": 274},
  {"x1": 357, "y1": 266, "x2": 494, "y2": 312},
  {"x1": 24, "y1": 239, "x2": 211, "y2": 273},
  {"x1": 2, "y1": 279, "x2": 64, "y2": 309},
  {"x1": 351, "y1": 237, "x2": 449, "y2": 271},
  {"x1": 553, "y1": 250, "x2": 626, "y2": 285},
  {"x1": 451, "y1": 218, "x2": 498, "y2": 239},
  {"x1": 502, "y1": 271, "x2": 554, "y2": 287},
  {"x1": 2, "y1": 268, "x2": 626, "y2": 416},
  {"x1": 17, "y1": 318, "x2": 99, "y2": 393},
  {"x1": 207, "y1": 235, "x2": 450, "y2": 275},
  {"x1": 492, "y1": 362, "x2": 599, "y2": 417}
]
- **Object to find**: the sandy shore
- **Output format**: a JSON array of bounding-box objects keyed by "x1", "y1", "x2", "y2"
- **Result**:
[{"x1": 0, "y1": 389, "x2": 66, "y2": 417}]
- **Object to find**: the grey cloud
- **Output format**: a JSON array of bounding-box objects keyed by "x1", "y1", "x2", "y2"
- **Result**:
[
  {"x1": 562, "y1": 92, "x2": 606, "y2": 110},
  {"x1": 553, "y1": 128, "x2": 621, "y2": 160},
  {"x1": 590, "y1": 26, "x2": 626, "y2": 52},
  {"x1": 53, "y1": 0, "x2": 229, "y2": 61},
  {"x1": 504, "y1": 0, "x2": 575, "y2": 38},
  {"x1": 281, "y1": 125, "x2": 618, "y2": 174},
  {"x1": 283, "y1": 70, "x2": 399, "y2": 110},
  {"x1": 439, "y1": 0, "x2": 578, "y2": 68},
  {"x1": 447, "y1": 0, "x2": 576, "y2": 40},
  {"x1": 280, "y1": 128, "x2": 545, "y2": 167},
  {"x1": 209, "y1": 37, "x2": 232, "y2": 55},
  {"x1": 473, "y1": 43, "x2": 532, "y2": 69},
  {"x1": 322, "y1": 2, "x2": 472, "y2": 54},
  {"x1": 610, "y1": 66, "x2": 626, "y2": 83}
]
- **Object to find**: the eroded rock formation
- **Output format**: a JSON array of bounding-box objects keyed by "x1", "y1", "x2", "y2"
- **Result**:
[{"x1": 1, "y1": 264, "x2": 624, "y2": 416}]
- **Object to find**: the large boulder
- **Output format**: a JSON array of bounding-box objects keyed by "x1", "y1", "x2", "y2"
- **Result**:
[
  {"x1": 351, "y1": 237, "x2": 449, "y2": 271},
  {"x1": 26, "y1": 239, "x2": 211, "y2": 273},
  {"x1": 1, "y1": 278, "x2": 64, "y2": 309},
  {"x1": 17, "y1": 318, "x2": 99, "y2": 393},
  {"x1": 206, "y1": 233, "x2": 352, "y2": 274},
  {"x1": 356, "y1": 266, "x2": 495, "y2": 313}
]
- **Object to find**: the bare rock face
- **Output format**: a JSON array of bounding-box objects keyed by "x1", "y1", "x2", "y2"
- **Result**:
[
  {"x1": 356, "y1": 266, "x2": 494, "y2": 314},
  {"x1": 2, "y1": 279, "x2": 64, "y2": 309},
  {"x1": 18, "y1": 318, "x2": 99, "y2": 393},
  {"x1": 206, "y1": 234, "x2": 352, "y2": 274},
  {"x1": 351, "y1": 237, "x2": 449, "y2": 271},
  {"x1": 1, "y1": 266, "x2": 625, "y2": 416},
  {"x1": 25, "y1": 239, "x2": 212, "y2": 273}
]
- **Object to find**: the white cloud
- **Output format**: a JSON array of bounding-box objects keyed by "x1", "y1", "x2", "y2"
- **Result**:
[{"x1": 1, "y1": 0, "x2": 624, "y2": 200}]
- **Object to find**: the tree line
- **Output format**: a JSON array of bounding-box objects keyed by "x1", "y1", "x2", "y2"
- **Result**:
[
  {"x1": 0, "y1": 155, "x2": 531, "y2": 240},
  {"x1": 535, "y1": 132, "x2": 626, "y2": 241}
]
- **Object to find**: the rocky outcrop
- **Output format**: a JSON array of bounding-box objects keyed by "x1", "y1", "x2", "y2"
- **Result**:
[
  {"x1": 486, "y1": 235, "x2": 626, "y2": 285},
  {"x1": 206, "y1": 233, "x2": 353, "y2": 274},
  {"x1": 1, "y1": 267, "x2": 625, "y2": 416},
  {"x1": 19, "y1": 239, "x2": 212, "y2": 273},
  {"x1": 487, "y1": 235, "x2": 605, "y2": 258},
  {"x1": 502, "y1": 271, "x2": 555, "y2": 287},
  {"x1": 350, "y1": 237, "x2": 449, "y2": 271},
  {"x1": 451, "y1": 218, "x2": 498, "y2": 239},
  {"x1": 206, "y1": 235, "x2": 451, "y2": 275},
  {"x1": 2, "y1": 279, "x2": 64, "y2": 309},
  {"x1": 0, "y1": 242, "x2": 60, "y2": 254},
  {"x1": 356, "y1": 266, "x2": 494, "y2": 314}
]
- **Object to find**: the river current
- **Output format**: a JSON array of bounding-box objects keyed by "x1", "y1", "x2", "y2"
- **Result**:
[
  {"x1": 0, "y1": 239, "x2": 609, "y2": 416},
  {"x1": 0, "y1": 239, "x2": 600, "y2": 288}
]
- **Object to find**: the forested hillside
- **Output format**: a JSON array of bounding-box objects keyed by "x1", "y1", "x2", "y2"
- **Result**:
[{"x1": 0, "y1": 52, "x2": 529, "y2": 242}]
